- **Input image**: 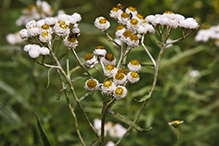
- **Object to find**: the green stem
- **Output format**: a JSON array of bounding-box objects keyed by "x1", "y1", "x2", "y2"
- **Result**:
[{"x1": 177, "y1": 127, "x2": 179, "y2": 146}]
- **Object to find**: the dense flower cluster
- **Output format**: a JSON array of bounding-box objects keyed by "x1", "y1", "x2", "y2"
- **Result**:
[
  {"x1": 94, "y1": 118, "x2": 127, "y2": 138},
  {"x1": 84, "y1": 46, "x2": 141, "y2": 99},
  {"x1": 16, "y1": 0, "x2": 54, "y2": 26},
  {"x1": 195, "y1": 24, "x2": 219, "y2": 46},
  {"x1": 146, "y1": 11, "x2": 199, "y2": 29},
  {"x1": 19, "y1": 12, "x2": 82, "y2": 58}
]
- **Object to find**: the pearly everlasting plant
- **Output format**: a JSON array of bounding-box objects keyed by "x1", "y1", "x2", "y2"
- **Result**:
[{"x1": 15, "y1": 2, "x2": 199, "y2": 146}]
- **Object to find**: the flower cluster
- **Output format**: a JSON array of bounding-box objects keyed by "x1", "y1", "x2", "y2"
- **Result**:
[
  {"x1": 146, "y1": 11, "x2": 199, "y2": 29},
  {"x1": 95, "y1": 5, "x2": 155, "y2": 48},
  {"x1": 94, "y1": 118, "x2": 127, "y2": 138},
  {"x1": 19, "y1": 12, "x2": 82, "y2": 58},
  {"x1": 84, "y1": 46, "x2": 141, "y2": 99},
  {"x1": 16, "y1": 0, "x2": 54, "y2": 26},
  {"x1": 195, "y1": 24, "x2": 219, "y2": 46}
]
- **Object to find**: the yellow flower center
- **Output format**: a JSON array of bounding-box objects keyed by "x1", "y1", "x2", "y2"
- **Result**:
[
  {"x1": 41, "y1": 24, "x2": 50, "y2": 30},
  {"x1": 121, "y1": 12, "x2": 130, "y2": 18},
  {"x1": 115, "y1": 87, "x2": 124, "y2": 95},
  {"x1": 115, "y1": 73, "x2": 125, "y2": 80},
  {"x1": 87, "y1": 79, "x2": 97, "y2": 88},
  {"x1": 99, "y1": 18, "x2": 107, "y2": 24},
  {"x1": 112, "y1": 6, "x2": 120, "y2": 11},
  {"x1": 84, "y1": 53, "x2": 94, "y2": 61},
  {"x1": 130, "y1": 59, "x2": 140, "y2": 65},
  {"x1": 136, "y1": 14, "x2": 144, "y2": 19},
  {"x1": 130, "y1": 19, "x2": 138, "y2": 25},
  {"x1": 128, "y1": 6, "x2": 136, "y2": 12},
  {"x1": 103, "y1": 80, "x2": 112, "y2": 88},
  {"x1": 165, "y1": 10, "x2": 173, "y2": 14},
  {"x1": 67, "y1": 35, "x2": 77, "y2": 42},
  {"x1": 117, "y1": 68, "x2": 127, "y2": 75},
  {"x1": 123, "y1": 30, "x2": 132, "y2": 38},
  {"x1": 130, "y1": 71, "x2": 139, "y2": 78},
  {"x1": 116, "y1": 25, "x2": 125, "y2": 31},
  {"x1": 130, "y1": 35, "x2": 139, "y2": 41},
  {"x1": 106, "y1": 65, "x2": 115, "y2": 71},
  {"x1": 95, "y1": 46, "x2": 105, "y2": 50},
  {"x1": 41, "y1": 31, "x2": 49, "y2": 37},
  {"x1": 105, "y1": 53, "x2": 115, "y2": 61}
]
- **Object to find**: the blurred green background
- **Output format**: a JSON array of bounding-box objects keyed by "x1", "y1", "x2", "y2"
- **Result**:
[{"x1": 0, "y1": 0, "x2": 219, "y2": 146}]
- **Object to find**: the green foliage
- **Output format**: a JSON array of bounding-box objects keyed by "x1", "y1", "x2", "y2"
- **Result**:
[{"x1": 0, "y1": 0, "x2": 219, "y2": 146}]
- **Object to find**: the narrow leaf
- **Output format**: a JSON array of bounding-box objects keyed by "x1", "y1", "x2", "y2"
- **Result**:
[
  {"x1": 35, "y1": 114, "x2": 51, "y2": 146},
  {"x1": 108, "y1": 110, "x2": 152, "y2": 132}
]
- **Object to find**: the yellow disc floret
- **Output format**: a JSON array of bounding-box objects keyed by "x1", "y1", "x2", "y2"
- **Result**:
[
  {"x1": 106, "y1": 65, "x2": 115, "y2": 71},
  {"x1": 103, "y1": 80, "x2": 113, "y2": 88},
  {"x1": 99, "y1": 18, "x2": 107, "y2": 24},
  {"x1": 105, "y1": 53, "x2": 115, "y2": 61},
  {"x1": 87, "y1": 79, "x2": 97, "y2": 88},
  {"x1": 130, "y1": 71, "x2": 139, "y2": 78},
  {"x1": 130, "y1": 19, "x2": 138, "y2": 25},
  {"x1": 115, "y1": 87, "x2": 124, "y2": 95},
  {"x1": 84, "y1": 53, "x2": 94, "y2": 61},
  {"x1": 130, "y1": 59, "x2": 140, "y2": 65},
  {"x1": 115, "y1": 73, "x2": 125, "y2": 80}
]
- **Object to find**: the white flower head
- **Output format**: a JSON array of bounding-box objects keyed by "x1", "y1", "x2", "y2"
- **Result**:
[
  {"x1": 70, "y1": 12, "x2": 82, "y2": 24},
  {"x1": 19, "y1": 29, "x2": 29, "y2": 40},
  {"x1": 127, "y1": 18, "x2": 140, "y2": 32},
  {"x1": 168, "y1": 120, "x2": 184, "y2": 128},
  {"x1": 37, "y1": 19, "x2": 53, "y2": 34},
  {"x1": 106, "y1": 141, "x2": 115, "y2": 146},
  {"x1": 84, "y1": 78, "x2": 100, "y2": 92},
  {"x1": 189, "y1": 70, "x2": 200, "y2": 77},
  {"x1": 120, "y1": 30, "x2": 133, "y2": 44},
  {"x1": 101, "y1": 80, "x2": 116, "y2": 95},
  {"x1": 138, "y1": 21, "x2": 155, "y2": 34},
  {"x1": 115, "y1": 25, "x2": 126, "y2": 38},
  {"x1": 104, "y1": 65, "x2": 118, "y2": 78},
  {"x1": 108, "y1": 123, "x2": 127, "y2": 138},
  {"x1": 39, "y1": 31, "x2": 52, "y2": 43},
  {"x1": 125, "y1": 6, "x2": 138, "y2": 15},
  {"x1": 118, "y1": 12, "x2": 130, "y2": 25},
  {"x1": 44, "y1": 17, "x2": 56, "y2": 26},
  {"x1": 23, "y1": 44, "x2": 33, "y2": 52},
  {"x1": 113, "y1": 72, "x2": 127, "y2": 85},
  {"x1": 127, "y1": 59, "x2": 141, "y2": 72},
  {"x1": 113, "y1": 85, "x2": 127, "y2": 99},
  {"x1": 94, "y1": 16, "x2": 110, "y2": 31},
  {"x1": 102, "y1": 53, "x2": 117, "y2": 66},
  {"x1": 126, "y1": 34, "x2": 139, "y2": 48},
  {"x1": 179, "y1": 18, "x2": 199, "y2": 29},
  {"x1": 39, "y1": 46, "x2": 50, "y2": 55},
  {"x1": 109, "y1": 6, "x2": 123, "y2": 19},
  {"x1": 63, "y1": 33, "x2": 78, "y2": 49},
  {"x1": 93, "y1": 46, "x2": 107, "y2": 57},
  {"x1": 26, "y1": 20, "x2": 40, "y2": 37},
  {"x1": 28, "y1": 44, "x2": 41, "y2": 58},
  {"x1": 127, "y1": 71, "x2": 140, "y2": 84},
  {"x1": 84, "y1": 53, "x2": 98, "y2": 68},
  {"x1": 6, "y1": 32, "x2": 23, "y2": 45}
]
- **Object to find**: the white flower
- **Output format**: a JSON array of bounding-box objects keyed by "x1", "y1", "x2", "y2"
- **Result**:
[
  {"x1": 127, "y1": 18, "x2": 140, "y2": 32},
  {"x1": 145, "y1": 14, "x2": 162, "y2": 26},
  {"x1": 23, "y1": 44, "x2": 33, "y2": 52},
  {"x1": 63, "y1": 34, "x2": 78, "y2": 49},
  {"x1": 94, "y1": 16, "x2": 110, "y2": 31},
  {"x1": 53, "y1": 21, "x2": 70, "y2": 36},
  {"x1": 138, "y1": 22, "x2": 155, "y2": 34},
  {"x1": 179, "y1": 18, "x2": 199, "y2": 29},
  {"x1": 101, "y1": 80, "x2": 116, "y2": 95},
  {"x1": 120, "y1": 30, "x2": 133, "y2": 44},
  {"x1": 109, "y1": 6, "x2": 123, "y2": 19},
  {"x1": 26, "y1": 20, "x2": 40, "y2": 37},
  {"x1": 108, "y1": 123, "x2": 127, "y2": 138},
  {"x1": 195, "y1": 29, "x2": 210, "y2": 42},
  {"x1": 106, "y1": 141, "x2": 115, "y2": 146},
  {"x1": 102, "y1": 53, "x2": 117, "y2": 66},
  {"x1": 127, "y1": 71, "x2": 140, "y2": 84},
  {"x1": 115, "y1": 25, "x2": 126, "y2": 38},
  {"x1": 113, "y1": 86, "x2": 127, "y2": 99},
  {"x1": 168, "y1": 120, "x2": 184, "y2": 128},
  {"x1": 39, "y1": 31, "x2": 52, "y2": 43},
  {"x1": 39, "y1": 46, "x2": 50, "y2": 55},
  {"x1": 104, "y1": 65, "x2": 118, "y2": 78},
  {"x1": 118, "y1": 12, "x2": 130, "y2": 25},
  {"x1": 127, "y1": 59, "x2": 141, "y2": 72},
  {"x1": 37, "y1": 19, "x2": 53, "y2": 34},
  {"x1": 84, "y1": 53, "x2": 98, "y2": 68},
  {"x1": 28, "y1": 44, "x2": 41, "y2": 58},
  {"x1": 125, "y1": 6, "x2": 138, "y2": 15},
  {"x1": 189, "y1": 70, "x2": 200, "y2": 77},
  {"x1": 93, "y1": 46, "x2": 107, "y2": 57},
  {"x1": 113, "y1": 73, "x2": 127, "y2": 85},
  {"x1": 19, "y1": 29, "x2": 29, "y2": 40},
  {"x1": 126, "y1": 34, "x2": 139, "y2": 48},
  {"x1": 6, "y1": 32, "x2": 23, "y2": 45},
  {"x1": 70, "y1": 13, "x2": 82, "y2": 24},
  {"x1": 45, "y1": 17, "x2": 56, "y2": 26},
  {"x1": 84, "y1": 78, "x2": 100, "y2": 92}
]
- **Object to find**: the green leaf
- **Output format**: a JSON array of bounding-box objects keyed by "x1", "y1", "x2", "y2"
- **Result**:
[
  {"x1": 108, "y1": 110, "x2": 152, "y2": 132},
  {"x1": 35, "y1": 114, "x2": 51, "y2": 146}
]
